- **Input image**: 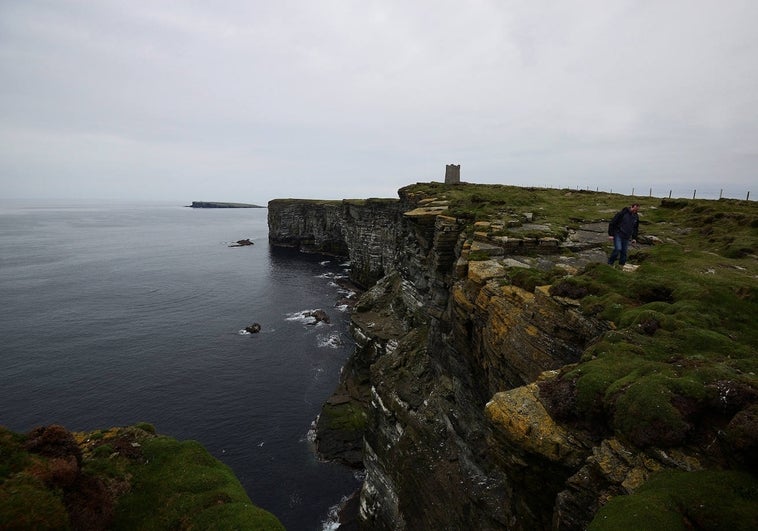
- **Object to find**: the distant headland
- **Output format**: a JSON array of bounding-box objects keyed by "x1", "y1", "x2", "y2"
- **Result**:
[{"x1": 188, "y1": 201, "x2": 264, "y2": 208}]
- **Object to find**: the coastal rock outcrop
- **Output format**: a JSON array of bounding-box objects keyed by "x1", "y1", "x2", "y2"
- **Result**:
[
  {"x1": 189, "y1": 201, "x2": 263, "y2": 208},
  {"x1": 0, "y1": 424, "x2": 284, "y2": 530},
  {"x1": 268, "y1": 183, "x2": 758, "y2": 530},
  {"x1": 305, "y1": 309, "x2": 330, "y2": 324},
  {"x1": 245, "y1": 323, "x2": 262, "y2": 333}
]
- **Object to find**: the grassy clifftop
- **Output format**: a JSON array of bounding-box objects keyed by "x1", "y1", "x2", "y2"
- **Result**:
[
  {"x1": 401, "y1": 182, "x2": 757, "y2": 526},
  {"x1": 404, "y1": 182, "x2": 756, "y2": 451},
  {"x1": 0, "y1": 424, "x2": 284, "y2": 530}
]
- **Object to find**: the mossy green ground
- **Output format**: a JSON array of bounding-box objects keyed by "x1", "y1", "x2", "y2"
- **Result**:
[
  {"x1": 0, "y1": 424, "x2": 284, "y2": 530},
  {"x1": 405, "y1": 181, "x2": 624, "y2": 229},
  {"x1": 589, "y1": 470, "x2": 758, "y2": 531},
  {"x1": 403, "y1": 182, "x2": 757, "y2": 525},
  {"x1": 320, "y1": 401, "x2": 369, "y2": 433},
  {"x1": 558, "y1": 243, "x2": 757, "y2": 448},
  {"x1": 0, "y1": 427, "x2": 71, "y2": 530},
  {"x1": 112, "y1": 436, "x2": 283, "y2": 530}
]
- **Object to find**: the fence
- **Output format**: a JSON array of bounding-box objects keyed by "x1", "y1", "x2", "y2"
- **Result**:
[{"x1": 573, "y1": 186, "x2": 753, "y2": 202}]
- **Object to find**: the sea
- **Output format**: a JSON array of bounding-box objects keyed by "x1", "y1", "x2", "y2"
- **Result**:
[{"x1": 0, "y1": 200, "x2": 361, "y2": 530}]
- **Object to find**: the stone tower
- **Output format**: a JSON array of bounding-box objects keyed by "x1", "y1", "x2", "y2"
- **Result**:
[{"x1": 444, "y1": 164, "x2": 461, "y2": 184}]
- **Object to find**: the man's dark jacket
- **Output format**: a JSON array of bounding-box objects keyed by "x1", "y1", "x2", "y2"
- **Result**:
[{"x1": 608, "y1": 207, "x2": 639, "y2": 240}]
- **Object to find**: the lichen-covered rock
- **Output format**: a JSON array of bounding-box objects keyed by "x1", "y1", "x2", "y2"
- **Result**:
[
  {"x1": 467, "y1": 258, "x2": 507, "y2": 283},
  {"x1": 455, "y1": 282, "x2": 611, "y2": 396},
  {"x1": 486, "y1": 382, "x2": 588, "y2": 468}
]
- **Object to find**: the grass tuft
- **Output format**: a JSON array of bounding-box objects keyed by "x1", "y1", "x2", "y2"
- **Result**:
[
  {"x1": 588, "y1": 470, "x2": 758, "y2": 530},
  {"x1": 113, "y1": 437, "x2": 284, "y2": 530}
]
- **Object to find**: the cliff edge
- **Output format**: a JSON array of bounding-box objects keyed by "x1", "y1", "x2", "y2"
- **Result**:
[{"x1": 268, "y1": 182, "x2": 758, "y2": 530}]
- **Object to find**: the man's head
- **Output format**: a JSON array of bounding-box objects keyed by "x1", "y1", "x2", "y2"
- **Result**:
[{"x1": 630, "y1": 203, "x2": 640, "y2": 213}]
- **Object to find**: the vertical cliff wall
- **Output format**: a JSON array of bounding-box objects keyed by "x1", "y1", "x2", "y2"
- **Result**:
[
  {"x1": 268, "y1": 198, "x2": 403, "y2": 288},
  {"x1": 267, "y1": 199, "x2": 348, "y2": 257}
]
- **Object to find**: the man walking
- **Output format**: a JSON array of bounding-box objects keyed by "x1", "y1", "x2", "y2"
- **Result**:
[{"x1": 608, "y1": 203, "x2": 640, "y2": 266}]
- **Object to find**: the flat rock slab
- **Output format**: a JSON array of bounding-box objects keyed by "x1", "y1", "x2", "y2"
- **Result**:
[{"x1": 468, "y1": 259, "x2": 507, "y2": 283}]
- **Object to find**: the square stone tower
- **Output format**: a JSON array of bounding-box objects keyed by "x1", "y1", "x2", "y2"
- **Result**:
[{"x1": 445, "y1": 164, "x2": 461, "y2": 184}]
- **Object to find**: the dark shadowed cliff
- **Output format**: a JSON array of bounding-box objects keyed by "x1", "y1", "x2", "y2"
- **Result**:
[{"x1": 269, "y1": 183, "x2": 758, "y2": 530}]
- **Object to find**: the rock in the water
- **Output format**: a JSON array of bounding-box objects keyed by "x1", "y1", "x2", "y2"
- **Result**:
[
  {"x1": 245, "y1": 323, "x2": 262, "y2": 333},
  {"x1": 305, "y1": 309, "x2": 330, "y2": 324},
  {"x1": 229, "y1": 239, "x2": 254, "y2": 247}
]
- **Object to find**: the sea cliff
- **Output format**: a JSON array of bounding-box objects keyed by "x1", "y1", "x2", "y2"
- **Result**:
[
  {"x1": 189, "y1": 201, "x2": 263, "y2": 208},
  {"x1": 268, "y1": 198, "x2": 403, "y2": 287},
  {"x1": 268, "y1": 183, "x2": 758, "y2": 529}
]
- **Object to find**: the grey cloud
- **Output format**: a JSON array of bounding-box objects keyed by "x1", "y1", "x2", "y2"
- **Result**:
[{"x1": 1, "y1": 0, "x2": 757, "y2": 202}]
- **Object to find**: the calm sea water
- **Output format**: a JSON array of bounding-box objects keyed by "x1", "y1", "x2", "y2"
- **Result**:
[{"x1": 0, "y1": 201, "x2": 360, "y2": 530}]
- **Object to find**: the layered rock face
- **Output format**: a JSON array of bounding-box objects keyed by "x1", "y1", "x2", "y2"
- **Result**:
[
  {"x1": 267, "y1": 199, "x2": 348, "y2": 257},
  {"x1": 353, "y1": 249, "x2": 610, "y2": 529},
  {"x1": 268, "y1": 187, "x2": 755, "y2": 529},
  {"x1": 268, "y1": 198, "x2": 402, "y2": 287}
]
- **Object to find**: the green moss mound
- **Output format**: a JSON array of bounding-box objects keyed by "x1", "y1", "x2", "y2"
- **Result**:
[
  {"x1": 113, "y1": 437, "x2": 283, "y2": 530},
  {"x1": 319, "y1": 401, "x2": 368, "y2": 433},
  {"x1": 557, "y1": 244, "x2": 758, "y2": 449},
  {"x1": 507, "y1": 266, "x2": 565, "y2": 292},
  {"x1": 0, "y1": 475, "x2": 71, "y2": 530},
  {"x1": 588, "y1": 470, "x2": 758, "y2": 530},
  {"x1": 0, "y1": 424, "x2": 284, "y2": 530}
]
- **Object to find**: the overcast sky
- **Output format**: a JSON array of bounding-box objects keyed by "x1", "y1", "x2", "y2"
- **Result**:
[{"x1": 1, "y1": 1, "x2": 756, "y2": 203}]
